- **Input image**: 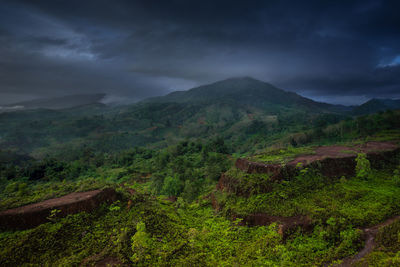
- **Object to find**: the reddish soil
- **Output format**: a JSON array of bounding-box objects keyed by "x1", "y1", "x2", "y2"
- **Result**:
[
  {"x1": 289, "y1": 141, "x2": 399, "y2": 166},
  {"x1": 165, "y1": 196, "x2": 177, "y2": 202},
  {"x1": 198, "y1": 117, "x2": 206, "y2": 125},
  {"x1": 336, "y1": 215, "x2": 400, "y2": 267},
  {"x1": 0, "y1": 188, "x2": 118, "y2": 230}
]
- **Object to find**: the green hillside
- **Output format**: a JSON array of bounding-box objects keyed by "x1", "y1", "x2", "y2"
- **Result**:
[
  {"x1": 1, "y1": 78, "x2": 400, "y2": 266},
  {"x1": 0, "y1": 78, "x2": 350, "y2": 157}
]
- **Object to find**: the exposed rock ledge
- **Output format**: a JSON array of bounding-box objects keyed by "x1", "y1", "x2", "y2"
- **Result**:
[
  {"x1": 0, "y1": 188, "x2": 118, "y2": 230},
  {"x1": 218, "y1": 142, "x2": 399, "y2": 196}
]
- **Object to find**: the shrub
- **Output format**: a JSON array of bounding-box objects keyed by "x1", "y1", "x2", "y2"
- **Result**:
[
  {"x1": 161, "y1": 175, "x2": 182, "y2": 197},
  {"x1": 355, "y1": 153, "x2": 371, "y2": 179}
]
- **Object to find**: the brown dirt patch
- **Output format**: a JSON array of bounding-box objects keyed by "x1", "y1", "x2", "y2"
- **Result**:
[
  {"x1": 165, "y1": 196, "x2": 177, "y2": 202},
  {"x1": 288, "y1": 141, "x2": 399, "y2": 166},
  {"x1": 0, "y1": 188, "x2": 118, "y2": 230}
]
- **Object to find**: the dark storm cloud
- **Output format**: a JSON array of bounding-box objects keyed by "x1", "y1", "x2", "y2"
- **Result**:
[{"x1": 0, "y1": 0, "x2": 399, "y2": 105}]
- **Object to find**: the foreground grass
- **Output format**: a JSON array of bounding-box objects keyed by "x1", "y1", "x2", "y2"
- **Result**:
[
  {"x1": 1, "y1": 160, "x2": 399, "y2": 266},
  {"x1": 0, "y1": 190, "x2": 362, "y2": 266}
]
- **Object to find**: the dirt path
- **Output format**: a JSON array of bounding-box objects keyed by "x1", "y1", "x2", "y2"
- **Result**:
[
  {"x1": 337, "y1": 215, "x2": 400, "y2": 266},
  {"x1": 0, "y1": 188, "x2": 118, "y2": 230}
]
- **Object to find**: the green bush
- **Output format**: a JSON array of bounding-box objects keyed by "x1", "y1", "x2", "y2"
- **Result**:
[{"x1": 355, "y1": 153, "x2": 371, "y2": 179}]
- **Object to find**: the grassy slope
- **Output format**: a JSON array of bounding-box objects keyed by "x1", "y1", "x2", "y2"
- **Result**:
[
  {"x1": 1, "y1": 142, "x2": 399, "y2": 266},
  {"x1": 3, "y1": 166, "x2": 399, "y2": 266}
]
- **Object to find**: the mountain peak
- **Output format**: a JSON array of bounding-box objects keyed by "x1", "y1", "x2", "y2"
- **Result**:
[
  {"x1": 212, "y1": 76, "x2": 273, "y2": 87},
  {"x1": 143, "y1": 77, "x2": 341, "y2": 113},
  {"x1": 222, "y1": 76, "x2": 259, "y2": 82}
]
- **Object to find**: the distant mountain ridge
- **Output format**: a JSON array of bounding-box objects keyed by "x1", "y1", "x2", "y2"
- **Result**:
[
  {"x1": 352, "y1": 98, "x2": 400, "y2": 115},
  {"x1": 145, "y1": 77, "x2": 351, "y2": 113},
  {"x1": 0, "y1": 77, "x2": 399, "y2": 156},
  {"x1": 2, "y1": 93, "x2": 106, "y2": 110},
  {"x1": 2, "y1": 78, "x2": 398, "y2": 115}
]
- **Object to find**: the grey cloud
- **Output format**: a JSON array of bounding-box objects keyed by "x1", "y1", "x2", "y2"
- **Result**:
[{"x1": 0, "y1": 0, "x2": 399, "y2": 105}]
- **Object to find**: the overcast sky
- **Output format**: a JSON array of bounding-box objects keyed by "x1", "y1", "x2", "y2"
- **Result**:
[{"x1": 0, "y1": 0, "x2": 399, "y2": 105}]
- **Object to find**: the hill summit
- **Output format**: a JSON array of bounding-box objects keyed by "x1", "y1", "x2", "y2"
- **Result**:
[{"x1": 145, "y1": 77, "x2": 346, "y2": 113}]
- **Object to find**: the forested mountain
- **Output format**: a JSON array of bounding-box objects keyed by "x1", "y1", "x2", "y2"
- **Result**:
[
  {"x1": 146, "y1": 77, "x2": 351, "y2": 113},
  {"x1": 0, "y1": 78, "x2": 353, "y2": 156},
  {"x1": 1, "y1": 78, "x2": 399, "y2": 157}
]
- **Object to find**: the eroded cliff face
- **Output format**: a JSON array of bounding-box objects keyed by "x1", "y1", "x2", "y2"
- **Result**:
[
  {"x1": 0, "y1": 188, "x2": 118, "y2": 230},
  {"x1": 218, "y1": 141, "x2": 400, "y2": 197}
]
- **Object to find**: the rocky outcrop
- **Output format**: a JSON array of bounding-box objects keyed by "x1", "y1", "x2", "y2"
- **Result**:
[
  {"x1": 218, "y1": 141, "x2": 400, "y2": 197},
  {"x1": 237, "y1": 213, "x2": 313, "y2": 238},
  {"x1": 0, "y1": 188, "x2": 118, "y2": 230}
]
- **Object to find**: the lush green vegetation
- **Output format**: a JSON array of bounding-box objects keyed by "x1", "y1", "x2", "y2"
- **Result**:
[
  {"x1": 3, "y1": 163, "x2": 399, "y2": 266},
  {"x1": 1, "y1": 81, "x2": 400, "y2": 266},
  {"x1": 0, "y1": 188, "x2": 364, "y2": 266},
  {"x1": 217, "y1": 168, "x2": 400, "y2": 225},
  {"x1": 0, "y1": 139, "x2": 232, "y2": 211}
]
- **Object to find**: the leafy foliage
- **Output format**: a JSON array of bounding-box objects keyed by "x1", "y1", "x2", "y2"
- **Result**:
[{"x1": 355, "y1": 153, "x2": 371, "y2": 179}]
